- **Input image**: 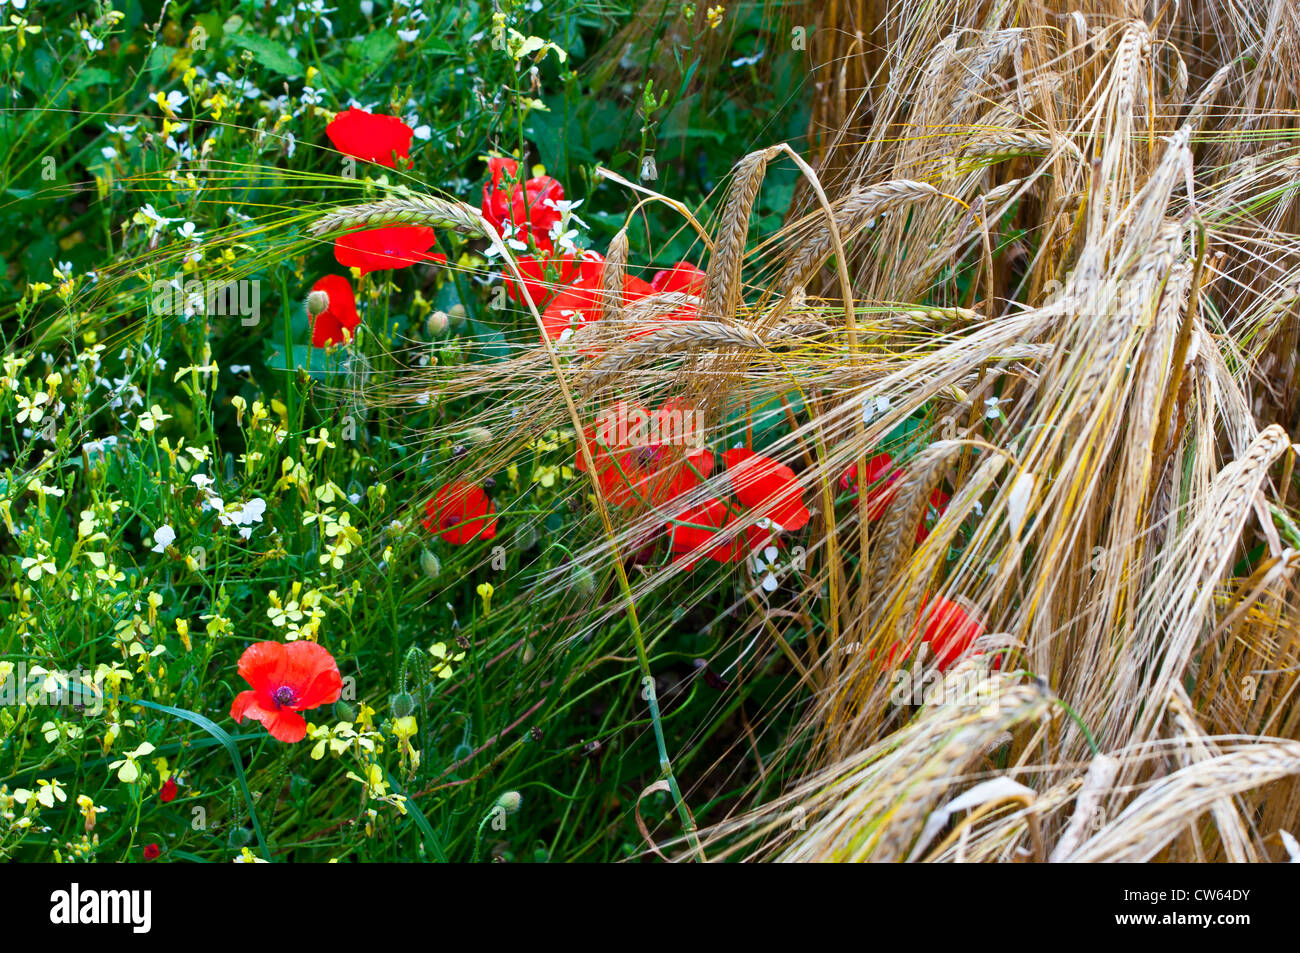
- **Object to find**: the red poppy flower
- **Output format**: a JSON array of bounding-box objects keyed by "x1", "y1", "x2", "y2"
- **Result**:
[
  {"x1": 840, "y1": 452, "x2": 949, "y2": 542},
  {"x1": 482, "y1": 156, "x2": 521, "y2": 224},
  {"x1": 918, "y1": 597, "x2": 985, "y2": 671},
  {"x1": 889, "y1": 596, "x2": 987, "y2": 672},
  {"x1": 651, "y1": 261, "x2": 706, "y2": 296},
  {"x1": 505, "y1": 249, "x2": 604, "y2": 309},
  {"x1": 334, "y1": 226, "x2": 446, "y2": 274},
  {"x1": 540, "y1": 286, "x2": 601, "y2": 346},
  {"x1": 229, "y1": 641, "x2": 344, "y2": 743},
  {"x1": 325, "y1": 107, "x2": 415, "y2": 168},
  {"x1": 577, "y1": 400, "x2": 712, "y2": 509},
  {"x1": 665, "y1": 497, "x2": 773, "y2": 567},
  {"x1": 423, "y1": 481, "x2": 498, "y2": 544},
  {"x1": 309, "y1": 274, "x2": 361, "y2": 347},
  {"x1": 668, "y1": 497, "x2": 744, "y2": 566},
  {"x1": 142, "y1": 843, "x2": 160, "y2": 861},
  {"x1": 722, "y1": 448, "x2": 810, "y2": 532},
  {"x1": 481, "y1": 157, "x2": 565, "y2": 252},
  {"x1": 159, "y1": 776, "x2": 178, "y2": 803},
  {"x1": 539, "y1": 271, "x2": 656, "y2": 347}
]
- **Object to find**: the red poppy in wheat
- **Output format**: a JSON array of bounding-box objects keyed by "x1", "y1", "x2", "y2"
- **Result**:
[
  {"x1": 334, "y1": 226, "x2": 445, "y2": 274},
  {"x1": 577, "y1": 400, "x2": 712, "y2": 508},
  {"x1": 229, "y1": 640, "x2": 344, "y2": 743},
  {"x1": 309, "y1": 274, "x2": 361, "y2": 347},
  {"x1": 539, "y1": 271, "x2": 655, "y2": 347},
  {"x1": 159, "y1": 776, "x2": 178, "y2": 803},
  {"x1": 651, "y1": 261, "x2": 706, "y2": 296},
  {"x1": 505, "y1": 249, "x2": 604, "y2": 309},
  {"x1": 668, "y1": 497, "x2": 744, "y2": 566},
  {"x1": 423, "y1": 481, "x2": 498, "y2": 544},
  {"x1": 840, "y1": 452, "x2": 949, "y2": 542},
  {"x1": 482, "y1": 156, "x2": 522, "y2": 224},
  {"x1": 481, "y1": 157, "x2": 565, "y2": 252},
  {"x1": 142, "y1": 843, "x2": 160, "y2": 861},
  {"x1": 722, "y1": 448, "x2": 810, "y2": 533},
  {"x1": 325, "y1": 107, "x2": 415, "y2": 168},
  {"x1": 898, "y1": 596, "x2": 987, "y2": 672}
]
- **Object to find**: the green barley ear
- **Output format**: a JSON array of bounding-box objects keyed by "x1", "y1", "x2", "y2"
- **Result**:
[{"x1": 307, "y1": 195, "x2": 486, "y2": 238}]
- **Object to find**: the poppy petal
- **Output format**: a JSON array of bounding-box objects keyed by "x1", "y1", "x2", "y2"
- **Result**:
[
  {"x1": 334, "y1": 226, "x2": 444, "y2": 274},
  {"x1": 326, "y1": 108, "x2": 415, "y2": 168}
]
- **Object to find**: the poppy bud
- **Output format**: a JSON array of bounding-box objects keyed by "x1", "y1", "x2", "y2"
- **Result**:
[
  {"x1": 513, "y1": 520, "x2": 539, "y2": 550},
  {"x1": 495, "y1": 790, "x2": 523, "y2": 815},
  {"x1": 447, "y1": 303, "x2": 467, "y2": 330},
  {"x1": 419, "y1": 548, "x2": 441, "y2": 579},
  {"x1": 425, "y1": 309, "x2": 449, "y2": 337},
  {"x1": 227, "y1": 826, "x2": 252, "y2": 848},
  {"x1": 390, "y1": 692, "x2": 416, "y2": 718},
  {"x1": 568, "y1": 563, "x2": 595, "y2": 597},
  {"x1": 465, "y1": 426, "x2": 493, "y2": 445},
  {"x1": 333, "y1": 699, "x2": 356, "y2": 723},
  {"x1": 306, "y1": 289, "x2": 330, "y2": 317}
]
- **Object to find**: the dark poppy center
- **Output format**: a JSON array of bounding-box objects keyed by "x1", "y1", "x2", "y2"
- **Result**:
[
  {"x1": 442, "y1": 511, "x2": 462, "y2": 529},
  {"x1": 271, "y1": 686, "x2": 297, "y2": 708},
  {"x1": 633, "y1": 446, "x2": 664, "y2": 470}
]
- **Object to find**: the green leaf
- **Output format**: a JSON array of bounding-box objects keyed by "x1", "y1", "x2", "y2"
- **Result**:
[
  {"x1": 465, "y1": 319, "x2": 510, "y2": 362},
  {"x1": 357, "y1": 31, "x2": 398, "y2": 72},
  {"x1": 226, "y1": 32, "x2": 304, "y2": 78},
  {"x1": 726, "y1": 391, "x2": 804, "y2": 452},
  {"x1": 146, "y1": 44, "x2": 178, "y2": 79},
  {"x1": 66, "y1": 68, "x2": 114, "y2": 95},
  {"x1": 128, "y1": 698, "x2": 270, "y2": 861},
  {"x1": 385, "y1": 769, "x2": 446, "y2": 861},
  {"x1": 265, "y1": 343, "x2": 343, "y2": 380}
]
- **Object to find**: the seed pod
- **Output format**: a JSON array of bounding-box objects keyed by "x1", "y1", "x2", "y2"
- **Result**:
[
  {"x1": 306, "y1": 289, "x2": 329, "y2": 316},
  {"x1": 568, "y1": 563, "x2": 595, "y2": 597},
  {"x1": 419, "y1": 549, "x2": 441, "y2": 579},
  {"x1": 333, "y1": 699, "x2": 356, "y2": 723},
  {"x1": 425, "y1": 309, "x2": 449, "y2": 337}
]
